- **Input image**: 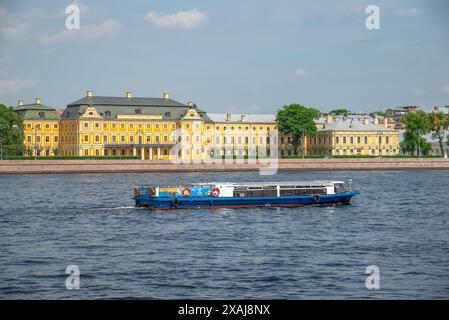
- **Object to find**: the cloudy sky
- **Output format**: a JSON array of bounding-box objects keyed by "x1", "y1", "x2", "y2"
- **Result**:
[{"x1": 0, "y1": 0, "x2": 448, "y2": 114}]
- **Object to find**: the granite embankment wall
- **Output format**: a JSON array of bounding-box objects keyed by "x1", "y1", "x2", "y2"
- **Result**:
[{"x1": 1, "y1": 158, "x2": 449, "y2": 174}]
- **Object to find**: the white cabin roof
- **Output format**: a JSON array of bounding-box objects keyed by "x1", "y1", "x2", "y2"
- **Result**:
[{"x1": 192, "y1": 180, "x2": 344, "y2": 187}]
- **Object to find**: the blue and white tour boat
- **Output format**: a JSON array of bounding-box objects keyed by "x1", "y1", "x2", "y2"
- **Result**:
[{"x1": 133, "y1": 180, "x2": 359, "y2": 210}]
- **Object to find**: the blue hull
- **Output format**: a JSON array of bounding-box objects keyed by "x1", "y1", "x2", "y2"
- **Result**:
[{"x1": 134, "y1": 192, "x2": 359, "y2": 210}]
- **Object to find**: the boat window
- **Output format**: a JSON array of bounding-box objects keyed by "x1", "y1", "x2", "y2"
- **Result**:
[{"x1": 334, "y1": 183, "x2": 345, "y2": 194}]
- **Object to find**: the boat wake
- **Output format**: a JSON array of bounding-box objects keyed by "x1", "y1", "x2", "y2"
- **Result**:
[{"x1": 88, "y1": 206, "x2": 142, "y2": 211}]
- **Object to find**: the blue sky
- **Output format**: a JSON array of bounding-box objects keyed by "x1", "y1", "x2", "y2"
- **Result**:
[{"x1": 0, "y1": 0, "x2": 448, "y2": 114}]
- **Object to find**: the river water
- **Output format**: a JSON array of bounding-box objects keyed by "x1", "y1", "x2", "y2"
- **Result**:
[{"x1": 0, "y1": 171, "x2": 448, "y2": 299}]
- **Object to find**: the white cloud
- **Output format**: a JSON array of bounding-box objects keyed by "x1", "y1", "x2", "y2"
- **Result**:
[
  {"x1": 0, "y1": 77, "x2": 39, "y2": 95},
  {"x1": 294, "y1": 68, "x2": 308, "y2": 77},
  {"x1": 0, "y1": 6, "x2": 27, "y2": 40},
  {"x1": 398, "y1": 8, "x2": 423, "y2": 17},
  {"x1": 443, "y1": 84, "x2": 449, "y2": 95},
  {"x1": 38, "y1": 19, "x2": 122, "y2": 44},
  {"x1": 411, "y1": 88, "x2": 425, "y2": 96},
  {"x1": 144, "y1": 8, "x2": 207, "y2": 29}
]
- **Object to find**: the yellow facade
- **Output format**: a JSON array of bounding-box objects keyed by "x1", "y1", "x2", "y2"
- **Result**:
[
  {"x1": 14, "y1": 98, "x2": 61, "y2": 156},
  {"x1": 206, "y1": 114, "x2": 279, "y2": 158},
  {"x1": 23, "y1": 120, "x2": 60, "y2": 156},
  {"x1": 308, "y1": 116, "x2": 400, "y2": 156}
]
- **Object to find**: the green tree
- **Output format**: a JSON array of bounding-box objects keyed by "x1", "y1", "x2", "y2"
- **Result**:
[
  {"x1": 0, "y1": 103, "x2": 25, "y2": 157},
  {"x1": 429, "y1": 111, "x2": 449, "y2": 156},
  {"x1": 400, "y1": 110, "x2": 432, "y2": 156},
  {"x1": 330, "y1": 108, "x2": 351, "y2": 115},
  {"x1": 373, "y1": 111, "x2": 387, "y2": 117},
  {"x1": 276, "y1": 104, "x2": 320, "y2": 156}
]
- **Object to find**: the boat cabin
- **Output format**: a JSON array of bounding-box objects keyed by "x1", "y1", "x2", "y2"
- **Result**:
[{"x1": 138, "y1": 181, "x2": 349, "y2": 198}]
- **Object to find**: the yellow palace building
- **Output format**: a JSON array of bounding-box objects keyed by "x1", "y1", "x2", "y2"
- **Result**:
[
  {"x1": 308, "y1": 114, "x2": 400, "y2": 156},
  {"x1": 14, "y1": 90, "x2": 400, "y2": 159},
  {"x1": 14, "y1": 98, "x2": 61, "y2": 156},
  {"x1": 59, "y1": 90, "x2": 216, "y2": 160}
]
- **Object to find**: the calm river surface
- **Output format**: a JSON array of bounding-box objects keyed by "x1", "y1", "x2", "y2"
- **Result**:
[{"x1": 0, "y1": 171, "x2": 448, "y2": 299}]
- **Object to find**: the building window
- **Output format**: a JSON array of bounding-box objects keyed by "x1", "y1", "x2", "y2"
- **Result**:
[
  {"x1": 147, "y1": 124, "x2": 151, "y2": 129},
  {"x1": 54, "y1": 136, "x2": 58, "y2": 143},
  {"x1": 164, "y1": 136, "x2": 168, "y2": 143},
  {"x1": 155, "y1": 124, "x2": 160, "y2": 129},
  {"x1": 104, "y1": 135, "x2": 108, "y2": 143},
  {"x1": 350, "y1": 137, "x2": 354, "y2": 144},
  {"x1": 130, "y1": 136, "x2": 134, "y2": 143},
  {"x1": 121, "y1": 136, "x2": 125, "y2": 143},
  {"x1": 164, "y1": 123, "x2": 168, "y2": 129},
  {"x1": 95, "y1": 149, "x2": 100, "y2": 156},
  {"x1": 120, "y1": 123, "x2": 125, "y2": 129},
  {"x1": 386, "y1": 136, "x2": 390, "y2": 144},
  {"x1": 112, "y1": 123, "x2": 116, "y2": 129},
  {"x1": 147, "y1": 136, "x2": 151, "y2": 143},
  {"x1": 216, "y1": 136, "x2": 220, "y2": 144},
  {"x1": 343, "y1": 136, "x2": 347, "y2": 144},
  {"x1": 84, "y1": 135, "x2": 88, "y2": 142},
  {"x1": 95, "y1": 135, "x2": 100, "y2": 142},
  {"x1": 95, "y1": 123, "x2": 99, "y2": 128},
  {"x1": 130, "y1": 123, "x2": 134, "y2": 129},
  {"x1": 357, "y1": 136, "x2": 361, "y2": 144},
  {"x1": 156, "y1": 136, "x2": 160, "y2": 143},
  {"x1": 84, "y1": 123, "x2": 89, "y2": 128},
  {"x1": 112, "y1": 136, "x2": 116, "y2": 143},
  {"x1": 364, "y1": 137, "x2": 368, "y2": 144},
  {"x1": 84, "y1": 149, "x2": 88, "y2": 156}
]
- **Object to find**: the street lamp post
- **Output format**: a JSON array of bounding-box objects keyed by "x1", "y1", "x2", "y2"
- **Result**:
[{"x1": 0, "y1": 124, "x2": 4, "y2": 160}]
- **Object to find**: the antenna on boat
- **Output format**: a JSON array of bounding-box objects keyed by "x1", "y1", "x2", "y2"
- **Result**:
[{"x1": 348, "y1": 179, "x2": 353, "y2": 192}]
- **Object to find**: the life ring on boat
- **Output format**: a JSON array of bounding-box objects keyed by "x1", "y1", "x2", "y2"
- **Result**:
[
  {"x1": 211, "y1": 187, "x2": 220, "y2": 198},
  {"x1": 133, "y1": 187, "x2": 140, "y2": 197},
  {"x1": 148, "y1": 187, "x2": 156, "y2": 197},
  {"x1": 181, "y1": 186, "x2": 191, "y2": 197},
  {"x1": 313, "y1": 194, "x2": 320, "y2": 203}
]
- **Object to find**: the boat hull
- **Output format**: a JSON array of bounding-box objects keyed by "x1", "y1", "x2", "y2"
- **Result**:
[{"x1": 134, "y1": 192, "x2": 359, "y2": 210}]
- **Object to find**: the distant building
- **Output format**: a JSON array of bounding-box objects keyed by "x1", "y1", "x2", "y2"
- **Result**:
[
  {"x1": 14, "y1": 98, "x2": 61, "y2": 156},
  {"x1": 385, "y1": 106, "x2": 420, "y2": 129},
  {"x1": 308, "y1": 115, "x2": 400, "y2": 156}
]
